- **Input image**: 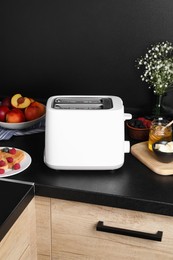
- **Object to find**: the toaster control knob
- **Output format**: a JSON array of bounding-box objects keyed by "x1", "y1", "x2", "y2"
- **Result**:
[{"x1": 124, "y1": 141, "x2": 130, "y2": 153}]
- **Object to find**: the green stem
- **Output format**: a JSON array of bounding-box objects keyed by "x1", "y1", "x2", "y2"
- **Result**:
[{"x1": 153, "y1": 94, "x2": 163, "y2": 117}]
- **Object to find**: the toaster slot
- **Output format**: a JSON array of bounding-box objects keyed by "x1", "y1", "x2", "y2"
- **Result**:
[
  {"x1": 54, "y1": 104, "x2": 103, "y2": 109},
  {"x1": 53, "y1": 97, "x2": 113, "y2": 109},
  {"x1": 54, "y1": 97, "x2": 102, "y2": 104}
]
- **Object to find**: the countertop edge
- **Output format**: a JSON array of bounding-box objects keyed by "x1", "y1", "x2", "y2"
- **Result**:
[
  {"x1": 0, "y1": 184, "x2": 35, "y2": 242},
  {"x1": 35, "y1": 184, "x2": 173, "y2": 217}
]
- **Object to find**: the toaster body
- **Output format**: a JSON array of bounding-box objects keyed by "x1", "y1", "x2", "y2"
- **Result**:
[{"x1": 44, "y1": 95, "x2": 132, "y2": 170}]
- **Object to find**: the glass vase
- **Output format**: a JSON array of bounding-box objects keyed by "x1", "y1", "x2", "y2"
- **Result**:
[{"x1": 153, "y1": 94, "x2": 163, "y2": 117}]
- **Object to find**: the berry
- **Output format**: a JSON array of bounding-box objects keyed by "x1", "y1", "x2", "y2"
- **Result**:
[
  {"x1": 137, "y1": 117, "x2": 145, "y2": 122},
  {"x1": 145, "y1": 120, "x2": 152, "y2": 128},
  {"x1": 13, "y1": 163, "x2": 20, "y2": 170},
  {"x1": 136, "y1": 120, "x2": 145, "y2": 128},
  {"x1": 6, "y1": 157, "x2": 13, "y2": 163},
  {"x1": 2, "y1": 147, "x2": 9, "y2": 153},
  {"x1": 0, "y1": 160, "x2": 6, "y2": 167},
  {"x1": 128, "y1": 119, "x2": 136, "y2": 127},
  {"x1": 129, "y1": 117, "x2": 151, "y2": 129},
  {"x1": 0, "y1": 169, "x2": 5, "y2": 174},
  {"x1": 9, "y1": 148, "x2": 17, "y2": 154}
]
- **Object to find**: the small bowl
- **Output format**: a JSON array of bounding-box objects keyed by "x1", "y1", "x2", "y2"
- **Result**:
[
  {"x1": 126, "y1": 122, "x2": 150, "y2": 141},
  {"x1": 152, "y1": 141, "x2": 173, "y2": 163}
]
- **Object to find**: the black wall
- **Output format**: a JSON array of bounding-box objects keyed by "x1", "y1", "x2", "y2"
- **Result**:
[{"x1": 1, "y1": 0, "x2": 173, "y2": 113}]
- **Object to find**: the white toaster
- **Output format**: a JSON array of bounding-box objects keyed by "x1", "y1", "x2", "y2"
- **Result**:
[{"x1": 44, "y1": 95, "x2": 132, "y2": 170}]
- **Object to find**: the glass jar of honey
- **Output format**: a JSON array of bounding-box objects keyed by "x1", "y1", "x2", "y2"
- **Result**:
[{"x1": 148, "y1": 118, "x2": 172, "y2": 151}]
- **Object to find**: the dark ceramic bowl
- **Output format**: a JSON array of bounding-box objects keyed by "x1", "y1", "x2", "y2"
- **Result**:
[
  {"x1": 152, "y1": 141, "x2": 173, "y2": 163},
  {"x1": 126, "y1": 122, "x2": 150, "y2": 141}
]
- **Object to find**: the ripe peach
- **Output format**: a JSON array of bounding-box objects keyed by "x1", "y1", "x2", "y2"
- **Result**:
[
  {"x1": 29, "y1": 97, "x2": 35, "y2": 103},
  {"x1": 11, "y1": 94, "x2": 31, "y2": 109},
  {"x1": 6, "y1": 108, "x2": 25, "y2": 123},
  {"x1": 0, "y1": 106, "x2": 10, "y2": 122},
  {"x1": 25, "y1": 102, "x2": 45, "y2": 121},
  {"x1": 30, "y1": 101, "x2": 45, "y2": 114}
]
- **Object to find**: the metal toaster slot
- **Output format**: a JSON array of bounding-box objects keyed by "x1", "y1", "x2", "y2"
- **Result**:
[{"x1": 52, "y1": 97, "x2": 113, "y2": 110}]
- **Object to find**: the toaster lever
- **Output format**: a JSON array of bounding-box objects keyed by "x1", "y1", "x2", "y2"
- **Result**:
[{"x1": 124, "y1": 113, "x2": 132, "y2": 120}]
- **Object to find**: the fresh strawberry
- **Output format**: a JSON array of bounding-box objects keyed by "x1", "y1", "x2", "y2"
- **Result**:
[
  {"x1": 146, "y1": 120, "x2": 152, "y2": 128},
  {"x1": 137, "y1": 117, "x2": 145, "y2": 122},
  {"x1": 137, "y1": 117, "x2": 151, "y2": 129},
  {"x1": 143, "y1": 119, "x2": 151, "y2": 128}
]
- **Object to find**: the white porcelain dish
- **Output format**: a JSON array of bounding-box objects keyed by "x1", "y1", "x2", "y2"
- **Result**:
[
  {"x1": 0, "y1": 114, "x2": 45, "y2": 130},
  {"x1": 0, "y1": 147, "x2": 32, "y2": 177}
]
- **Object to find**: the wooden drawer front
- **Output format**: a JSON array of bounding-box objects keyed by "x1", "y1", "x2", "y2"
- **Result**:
[
  {"x1": 51, "y1": 198, "x2": 173, "y2": 260},
  {"x1": 0, "y1": 198, "x2": 37, "y2": 260},
  {"x1": 35, "y1": 196, "x2": 51, "y2": 259}
]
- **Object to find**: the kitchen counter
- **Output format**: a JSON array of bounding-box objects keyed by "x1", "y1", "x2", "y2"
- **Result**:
[
  {"x1": 0, "y1": 179, "x2": 34, "y2": 241},
  {"x1": 0, "y1": 132, "x2": 173, "y2": 218},
  {"x1": 1, "y1": 132, "x2": 173, "y2": 241}
]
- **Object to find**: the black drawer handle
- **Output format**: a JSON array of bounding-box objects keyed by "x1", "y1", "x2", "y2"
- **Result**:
[{"x1": 96, "y1": 221, "x2": 163, "y2": 242}]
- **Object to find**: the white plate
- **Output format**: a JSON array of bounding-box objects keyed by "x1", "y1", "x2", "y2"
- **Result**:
[
  {"x1": 0, "y1": 114, "x2": 45, "y2": 130},
  {"x1": 0, "y1": 147, "x2": 32, "y2": 178}
]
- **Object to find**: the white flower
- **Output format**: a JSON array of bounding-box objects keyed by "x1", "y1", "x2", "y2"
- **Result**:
[{"x1": 136, "y1": 41, "x2": 173, "y2": 95}]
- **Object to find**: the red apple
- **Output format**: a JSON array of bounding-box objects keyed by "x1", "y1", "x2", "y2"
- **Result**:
[
  {"x1": 0, "y1": 106, "x2": 10, "y2": 122},
  {"x1": 1, "y1": 96, "x2": 12, "y2": 108},
  {"x1": 6, "y1": 108, "x2": 25, "y2": 123}
]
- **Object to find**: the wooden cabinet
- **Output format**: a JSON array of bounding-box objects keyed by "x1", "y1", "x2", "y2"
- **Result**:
[
  {"x1": 35, "y1": 196, "x2": 51, "y2": 260},
  {"x1": 2, "y1": 194, "x2": 173, "y2": 259},
  {"x1": 2, "y1": 195, "x2": 173, "y2": 259},
  {"x1": 51, "y1": 199, "x2": 173, "y2": 259},
  {"x1": 0, "y1": 198, "x2": 37, "y2": 260},
  {"x1": 35, "y1": 196, "x2": 173, "y2": 260}
]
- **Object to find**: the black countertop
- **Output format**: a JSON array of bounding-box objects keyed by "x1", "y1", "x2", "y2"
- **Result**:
[
  {"x1": 0, "y1": 179, "x2": 34, "y2": 241},
  {"x1": 0, "y1": 132, "x2": 173, "y2": 218}
]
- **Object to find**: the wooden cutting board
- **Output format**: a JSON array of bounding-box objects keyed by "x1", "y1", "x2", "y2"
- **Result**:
[{"x1": 131, "y1": 141, "x2": 173, "y2": 176}]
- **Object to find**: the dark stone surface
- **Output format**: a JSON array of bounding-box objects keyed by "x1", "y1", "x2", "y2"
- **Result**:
[{"x1": 1, "y1": 132, "x2": 173, "y2": 217}]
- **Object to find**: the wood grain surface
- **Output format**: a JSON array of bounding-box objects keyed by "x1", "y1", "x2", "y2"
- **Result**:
[{"x1": 131, "y1": 141, "x2": 173, "y2": 176}]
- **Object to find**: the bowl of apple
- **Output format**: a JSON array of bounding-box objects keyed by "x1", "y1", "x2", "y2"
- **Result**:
[{"x1": 0, "y1": 94, "x2": 46, "y2": 129}]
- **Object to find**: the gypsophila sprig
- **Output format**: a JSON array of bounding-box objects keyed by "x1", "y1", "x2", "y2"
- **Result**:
[{"x1": 136, "y1": 41, "x2": 173, "y2": 95}]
